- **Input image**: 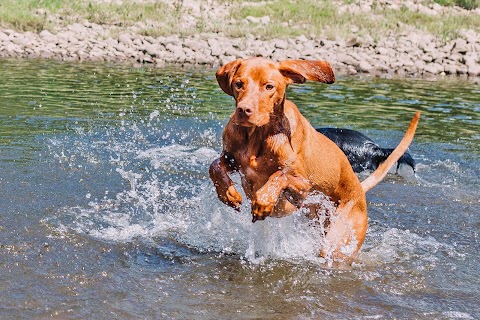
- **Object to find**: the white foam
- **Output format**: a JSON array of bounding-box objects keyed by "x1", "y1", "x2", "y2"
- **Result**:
[
  {"x1": 136, "y1": 144, "x2": 218, "y2": 170},
  {"x1": 171, "y1": 187, "x2": 331, "y2": 264},
  {"x1": 360, "y1": 226, "x2": 459, "y2": 266},
  {"x1": 47, "y1": 167, "x2": 336, "y2": 265},
  {"x1": 440, "y1": 311, "x2": 474, "y2": 319}
]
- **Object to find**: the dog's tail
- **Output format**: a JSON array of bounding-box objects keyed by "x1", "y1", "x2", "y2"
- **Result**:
[
  {"x1": 377, "y1": 148, "x2": 416, "y2": 172},
  {"x1": 361, "y1": 112, "x2": 420, "y2": 193}
]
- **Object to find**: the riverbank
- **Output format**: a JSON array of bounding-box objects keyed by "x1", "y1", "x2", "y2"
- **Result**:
[{"x1": 1, "y1": 0, "x2": 479, "y2": 78}]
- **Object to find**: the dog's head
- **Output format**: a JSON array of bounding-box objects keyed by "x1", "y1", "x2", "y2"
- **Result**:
[{"x1": 216, "y1": 57, "x2": 335, "y2": 127}]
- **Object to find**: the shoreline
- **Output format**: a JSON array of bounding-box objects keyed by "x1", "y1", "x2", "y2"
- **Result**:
[
  {"x1": 1, "y1": 0, "x2": 479, "y2": 79},
  {"x1": 1, "y1": 26, "x2": 479, "y2": 80}
]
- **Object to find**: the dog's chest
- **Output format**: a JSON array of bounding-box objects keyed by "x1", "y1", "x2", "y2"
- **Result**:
[{"x1": 234, "y1": 141, "x2": 279, "y2": 188}]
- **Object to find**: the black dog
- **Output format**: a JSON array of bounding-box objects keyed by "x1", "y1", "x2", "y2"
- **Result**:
[{"x1": 317, "y1": 128, "x2": 416, "y2": 173}]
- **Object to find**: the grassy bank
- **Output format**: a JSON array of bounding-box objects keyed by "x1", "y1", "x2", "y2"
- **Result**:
[
  {"x1": 0, "y1": 0, "x2": 175, "y2": 33},
  {"x1": 233, "y1": 0, "x2": 480, "y2": 40},
  {"x1": 0, "y1": 0, "x2": 479, "y2": 41},
  {"x1": 436, "y1": 0, "x2": 479, "y2": 9}
]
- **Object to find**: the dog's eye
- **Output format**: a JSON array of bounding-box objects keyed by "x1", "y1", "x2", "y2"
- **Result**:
[
  {"x1": 235, "y1": 81, "x2": 243, "y2": 89},
  {"x1": 266, "y1": 84, "x2": 274, "y2": 90}
]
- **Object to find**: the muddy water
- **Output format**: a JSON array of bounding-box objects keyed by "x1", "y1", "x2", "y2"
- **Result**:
[{"x1": 0, "y1": 59, "x2": 478, "y2": 319}]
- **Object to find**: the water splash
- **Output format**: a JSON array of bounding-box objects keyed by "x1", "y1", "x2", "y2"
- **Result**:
[
  {"x1": 44, "y1": 121, "x2": 342, "y2": 265},
  {"x1": 43, "y1": 114, "x2": 467, "y2": 269}
]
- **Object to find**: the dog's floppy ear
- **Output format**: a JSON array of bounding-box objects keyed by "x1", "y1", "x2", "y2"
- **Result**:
[
  {"x1": 279, "y1": 60, "x2": 335, "y2": 84},
  {"x1": 216, "y1": 59, "x2": 243, "y2": 96}
]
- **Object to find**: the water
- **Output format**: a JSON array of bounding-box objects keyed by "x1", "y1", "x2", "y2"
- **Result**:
[{"x1": 0, "y1": 59, "x2": 478, "y2": 319}]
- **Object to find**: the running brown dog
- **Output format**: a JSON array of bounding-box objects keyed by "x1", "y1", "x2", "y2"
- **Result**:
[{"x1": 209, "y1": 57, "x2": 420, "y2": 261}]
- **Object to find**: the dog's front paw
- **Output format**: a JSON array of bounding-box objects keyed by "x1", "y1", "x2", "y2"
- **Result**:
[
  {"x1": 226, "y1": 185, "x2": 242, "y2": 211},
  {"x1": 251, "y1": 197, "x2": 275, "y2": 222}
]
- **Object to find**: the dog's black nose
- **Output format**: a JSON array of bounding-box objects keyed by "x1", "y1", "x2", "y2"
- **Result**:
[{"x1": 237, "y1": 104, "x2": 253, "y2": 116}]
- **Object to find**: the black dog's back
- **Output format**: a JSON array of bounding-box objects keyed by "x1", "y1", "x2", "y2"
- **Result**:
[{"x1": 317, "y1": 128, "x2": 416, "y2": 173}]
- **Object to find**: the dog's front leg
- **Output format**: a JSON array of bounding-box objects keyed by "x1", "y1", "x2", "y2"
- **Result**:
[
  {"x1": 251, "y1": 171, "x2": 310, "y2": 222},
  {"x1": 209, "y1": 154, "x2": 242, "y2": 211}
]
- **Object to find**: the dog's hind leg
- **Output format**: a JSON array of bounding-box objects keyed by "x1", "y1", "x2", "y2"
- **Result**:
[{"x1": 320, "y1": 199, "x2": 367, "y2": 263}]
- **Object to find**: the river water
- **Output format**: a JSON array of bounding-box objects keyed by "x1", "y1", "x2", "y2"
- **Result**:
[{"x1": 0, "y1": 59, "x2": 478, "y2": 319}]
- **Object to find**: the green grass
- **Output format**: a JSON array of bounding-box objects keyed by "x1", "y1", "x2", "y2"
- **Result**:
[
  {"x1": 0, "y1": 0, "x2": 53, "y2": 31},
  {"x1": 434, "y1": 0, "x2": 479, "y2": 9},
  {"x1": 0, "y1": 0, "x2": 478, "y2": 41},
  {"x1": 0, "y1": 0, "x2": 181, "y2": 35},
  {"x1": 226, "y1": 1, "x2": 339, "y2": 39},
  {"x1": 382, "y1": 5, "x2": 480, "y2": 40},
  {"x1": 228, "y1": 0, "x2": 480, "y2": 41}
]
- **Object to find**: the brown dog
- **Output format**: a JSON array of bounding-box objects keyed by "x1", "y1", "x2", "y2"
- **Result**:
[{"x1": 209, "y1": 57, "x2": 420, "y2": 261}]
